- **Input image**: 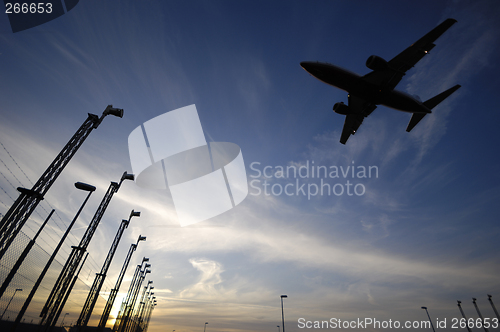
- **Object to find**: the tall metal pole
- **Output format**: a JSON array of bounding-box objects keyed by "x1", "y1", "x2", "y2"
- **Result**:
[
  {"x1": 60, "y1": 313, "x2": 69, "y2": 328},
  {"x1": 98, "y1": 237, "x2": 146, "y2": 330},
  {"x1": 119, "y1": 266, "x2": 151, "y2": 332},
  {"x1": 281, "y1": 295, "x2": 287, "y2": 332},
  {"x1": 0, "y1": 105, "x2": 123, "y2": 261},
  {"x1": 11, "y1": 182, "x2": 96, "y2": 332},
  {"x1": 128, "y1": 282, "x2": 152, "y2": 332},
  {"x1": 0, "y1": 288, "x2": 22, "y2": 320},
  {"x1": 488, "y1": 295, "x2": 500, "y2": 320},
  {"x1": 473, "y1": 298, "x2": 489, "y2": 332},
  {"x1": 0, "y1": 209, "x2": 54, "y2": 299},
  {"x1": 421, "y1": 307, "x2": 436, "y2": 332},
  {"x1": 140, "y1": 292, "x2": 154, "y2": 332},
  {"x1": 54, "y1": 252, "x2": 90, "y2": 325},
  {"x1": 142, "y1": 295, "x2": 154, "y2": 332},
  {"x1": 112, "y1": 258, "x2": 149, "y2": 332},
  {"x1": 136, "y1": 285, "x2": 154, "y2": 330},
  {"x1": 457, "y1": 301, "x2": 472, "y2": 332},
  {"x1": 140, "y1": 296, "x2": 152, "y2": 332},
  {"x1": 39, "y1": 172, "x2": 134, "y2": 332},
  {"x1": 144, "y1": 301, "x2": 156, "y2": 332},
  {"x1": 77, "y1": 210, "x2": 141, "y2": 329}
]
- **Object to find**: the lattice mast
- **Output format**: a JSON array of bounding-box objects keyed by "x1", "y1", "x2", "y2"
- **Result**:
[
  {"x1": 0, "y1": 106, "x2": 123, "y2": 261},
  {"x1": 11, "y1": 183, "x2": 96, "y2": 332},
  {"x1": 39, "y1": 171, "x2": 134, "y2": 332},
  {"x1": 118, "y1": 266, "x2": 151, "y2": 332},
  {"x1": 76, "y1": 210, "x2": 141, "y2": 328},
  {"x1": 98, "y1": 239, "x2": 146, "y2": 330},
  {"x1": 111, "y1": 258, "x2": 149, "y2": 332},
  {"x1": 127, "y1": 282, "x2": 153, "y2": 332}
]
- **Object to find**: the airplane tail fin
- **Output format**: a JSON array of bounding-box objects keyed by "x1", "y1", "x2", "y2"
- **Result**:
[{"x1": 406, "y1": 84, "x2": 461, "y2": 132}]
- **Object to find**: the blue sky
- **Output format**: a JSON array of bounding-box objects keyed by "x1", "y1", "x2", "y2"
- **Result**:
[{"x1": 1, "y1": 1, "x2": 500, "y2": 331}]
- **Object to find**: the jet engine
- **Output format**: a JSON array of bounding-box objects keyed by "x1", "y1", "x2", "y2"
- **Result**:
[
  {"x1": 333, "y1": 102, "x2": 351, "y2": 115},
  {"x1": 366, "y1": 55, "x2": 388, "y2": 70}
]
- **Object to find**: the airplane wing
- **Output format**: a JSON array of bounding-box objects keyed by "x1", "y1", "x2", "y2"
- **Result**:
[
  {"x1": 340, "y1": 95, "x2": 377, "y2": 144},
  {"x1": 362, "y1": 18, "x2": 457, "y2": 90}
]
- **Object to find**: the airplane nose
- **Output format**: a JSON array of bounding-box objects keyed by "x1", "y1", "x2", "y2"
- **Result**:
[{"x1": 300, "y1": 61, "x2": 315, "y2": 73}]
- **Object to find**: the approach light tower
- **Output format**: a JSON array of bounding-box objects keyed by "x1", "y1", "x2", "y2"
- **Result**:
[
  {"x1": 111, "y1": 257, "x2": 149, "y2": 331},
  {"x1": 488, "y1": 295, "x2": 500, "y2": 320},
  {"x1": 457, "y1": 301, "x2": 472, "y2": 332},
  {"x1": 144, "y1": 300, "x2": 157, "y2": 332},
  {"x1": 114, "y1": 261, "x2": 151, "y2": 332},
  {"x1": 0, "y1": 105, "x2": 123, "y2": 261},
  {"x1": 136, "y1": 283, "x2": 154, "y2": 330},
  {"x1": 128, "y1": 281, "x2": 153, "y2": 332},
  {"x1": 120, "y1": 266, "x2": 151, "y2": 332},
  {"x1": 11, "y1": 182, "x2": 96, "y2": 332},
  {"x1": 98, "y1": 237, "x2": 146, "y2": 330},
  {"x1": 39, "y1": 171, "x2": 134, "y2": 332},
  {"x1": 76, "y1": 210, "x2": 141, "y2": 329}
]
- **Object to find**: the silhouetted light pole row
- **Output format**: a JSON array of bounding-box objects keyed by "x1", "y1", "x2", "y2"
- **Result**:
[
  {"x1": 120, "y1": 265, "x2": 151, "y2": 332},
  {"x1": 0, "y1": 107, "x2": 159, "y2": 332},
  {"x1": 136, "y1": 284, "x2": 154, "y2": 330},
  {"x1": 423, "y1": 295, "x2": 497, "y2": 332},
  {"x1": 99, "y1": 236, "x2": 146, "y2": 330},
  {"x1": 39, "y1": 171, "x2": 134, "y2": 332},
  {"x1": 130, "y1": 281, "x2": 153, "y2": 332},
  {"x1": 143, "y1": 299, "x2": 157, "y2": 332},
  {"x1": 0, "y1": 105, "x2": 123, "y2": 261},
  {"x1": 77, "y1": 210, "x2": 141, "y2": 329},
  {"x1": 11, "y1": 182, "x2": 96, "y2": 332},
  {"x1": 0, "y1": 209, "x2": 54, "y2": 299},
  {"x1": 113, "y1": 258, "x2": 151, "y2": 332}
]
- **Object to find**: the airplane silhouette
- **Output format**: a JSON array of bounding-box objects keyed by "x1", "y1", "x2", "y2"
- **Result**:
[{"x1": 301, "y1": 18, "x2": 461, "y2": 144}]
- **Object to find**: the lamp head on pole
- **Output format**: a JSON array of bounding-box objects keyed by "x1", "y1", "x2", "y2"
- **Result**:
[
  {"x1": 103, "y1": 105, "x2": 124, "y2": 118},
  {"x1": 121, "y1": 172, "x2": 135, "y2": 182},
  {"x1": 75, "y1": 182, "x2": 96, "y2": 192},
  {"x1": 421, "y1": 307, "x2": 427, "y2": 310},
  {"x1": 473, "y1": 298, "x2": 477, "y2": 302},
  {"x1": 281, "y1": 295, "x2": 288, "y2": 299},
  {"x1": 142, "y1": 257, "x2": 149, "y2": 263},
  {"x1": 130, "y1": 210, "x2": 141, "y2": 218}
]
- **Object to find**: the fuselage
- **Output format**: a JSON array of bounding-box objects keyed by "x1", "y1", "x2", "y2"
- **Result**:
[{"x1": 300, "y1": 61, "x2": 430, "y2": 114}]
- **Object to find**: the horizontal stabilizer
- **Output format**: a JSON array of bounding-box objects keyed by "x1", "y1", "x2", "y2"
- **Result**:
[
  {"x1": 423, "y1": 84, "x2": 461, "y2": 110},
  {"x1": 407, "y1": 84, "x2": 461, "y2": 132}
]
